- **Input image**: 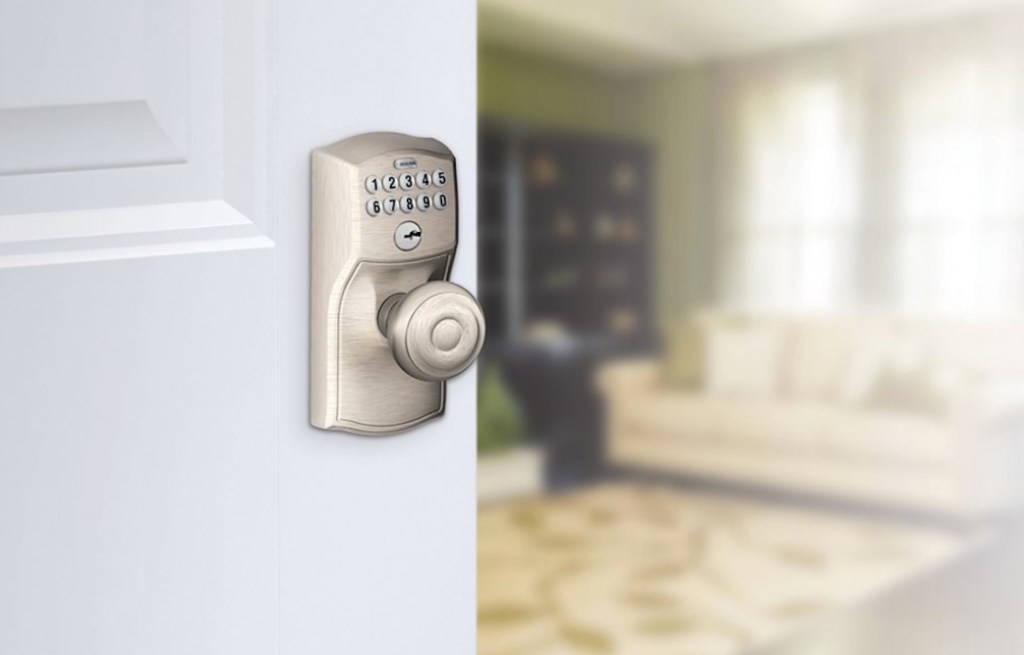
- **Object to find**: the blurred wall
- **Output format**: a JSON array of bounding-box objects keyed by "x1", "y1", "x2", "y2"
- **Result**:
[
  {"x1": 479, "y1": 46, "x2": 640, "y2": 135},
  {"x1": 635, "y1": 72, "x2": 713, "y2": 325},
  {"x1": 479, "y1": 46, "x2": 714, "y2": 326}
]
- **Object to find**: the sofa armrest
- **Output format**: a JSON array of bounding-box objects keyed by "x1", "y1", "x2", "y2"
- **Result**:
[
  {"x1": 596, "y1": 358, "x2": 661, "y2": 398},
  {"x1": 952, "y1": 378, "x2": 1024, "y2": 435}
]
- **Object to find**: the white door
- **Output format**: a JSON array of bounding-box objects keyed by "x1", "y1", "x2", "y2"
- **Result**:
[{"x1": 0, "y1": 1, "x2": 477, "y2": 653}]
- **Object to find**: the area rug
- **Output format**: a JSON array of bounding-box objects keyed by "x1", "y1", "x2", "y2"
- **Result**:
[{"x1": 479, "y1": 484, "x2": 974, "y2": 655}]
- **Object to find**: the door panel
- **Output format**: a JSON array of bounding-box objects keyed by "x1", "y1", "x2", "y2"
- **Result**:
[
  {"x1": 272, "y1": 1, "x2": 477, "y2": 653},
  {"x1": 0, "y1": 0, "x2": 267, "y2": 257},
  {"x1": 0, "y1": 250, "x2": 277, "y2": 654},
  {"x1": 0, "y1": 0, "x2": 476, "y2": 652}
]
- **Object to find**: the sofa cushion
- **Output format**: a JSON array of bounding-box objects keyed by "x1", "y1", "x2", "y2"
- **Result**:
[
  {"x1": 717, "y1": 400, "x2": 833, "y2": 451},
  {"x1": 616, "y1": 391, "x2": 729, "y2": 441},
  {"x1": 614, "y1": 386, "x2": 958, "y2": 467},
  {"x1": 821, "y1": 411, "x2": 957, "y2": 467},
  {"x1": 618, "y1": 393, "x2": 835, "y2": 453}
]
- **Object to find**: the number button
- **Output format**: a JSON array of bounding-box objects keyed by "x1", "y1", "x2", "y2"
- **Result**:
[
  {"x1": 416, "y1": 170, "x2": 432, "y2": 188},
  {"x1": 365, "y1": 176, "x2": 380, "y2": 194},
  {"x1": 383, "y1": 196, "x2": 399, "y2": 215},
  {"x1": 366, "y1": 198, "x2": 382, "y2": 217},
  {"x1": 399, "y1": 172, "x2": 415, "y2": 190},
  {"x1": 382, "y1": 174, "x2": 399, "y2": 192},
  {"x1": 400, "y1": 196, "x2": 416, "y2": 213},
  {"x1": 432, "y1": 169, "x2": 448, "y2": 187},
  {"x1": 433, "y1": 192, "x2": 449, "y2": 210},
  {"x1": 416, "y1": 194, "x2": 432, "y2": 211}
]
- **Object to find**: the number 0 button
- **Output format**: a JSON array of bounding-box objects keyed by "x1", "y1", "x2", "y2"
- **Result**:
[
  {"x1": 432, "y1": 169, "x2": 448, "y2": 187},
  {"x1": 433, "y1": 192, "x2": 449, "y2": 210},
  {"x1": 366, "y1": 198, "x2": 382, "y2": 217}
]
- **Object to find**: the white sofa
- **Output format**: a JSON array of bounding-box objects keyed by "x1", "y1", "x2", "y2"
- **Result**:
[{"x1": 598, "y1": 315, "x2": 1024, "y2": 516}]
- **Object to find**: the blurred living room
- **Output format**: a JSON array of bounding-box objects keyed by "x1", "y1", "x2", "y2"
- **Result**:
[{"x1": 475, "y1": 0, "x2": 1024, "y2": 653}]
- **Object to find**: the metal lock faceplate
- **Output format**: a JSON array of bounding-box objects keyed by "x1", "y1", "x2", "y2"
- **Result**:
[{"x1": 310, "y1": 133, "x2": 458, "y2": 434}]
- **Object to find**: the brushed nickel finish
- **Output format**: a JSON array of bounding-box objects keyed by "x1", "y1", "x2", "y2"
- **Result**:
[
  {"x1": 382, "y1": 281, "x2": 485, "y2": 382},
  {"x1": 311, "y1": 132, "x2": 482, "y2": 434}
]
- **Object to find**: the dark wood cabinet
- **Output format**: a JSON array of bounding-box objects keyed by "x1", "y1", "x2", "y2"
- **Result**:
[
  {"x1": 477, "y1": 119, "x2": 657, "y2": 487},
  {"x1": 479, "y1": 120, "x2": 655, "y2": 348}
]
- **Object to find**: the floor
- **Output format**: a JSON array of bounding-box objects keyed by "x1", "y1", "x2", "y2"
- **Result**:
[
  {"x1": 752, "y1": 511, "x2": 1024, "y2": 655},
  {"x1": 479, "y1": 484, "x2": 978, "y2": 655}
]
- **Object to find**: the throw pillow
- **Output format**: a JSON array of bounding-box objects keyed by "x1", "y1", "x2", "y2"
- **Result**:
[
  {"x1": 862, "y1": 362, "x2": 954, "y2": 418},
  {"x1": 844, "y1": 335, "x2": 958, "y2": 418},
  {"x1": 662, "y1": 320, "x2": 706, "y2": 388}
]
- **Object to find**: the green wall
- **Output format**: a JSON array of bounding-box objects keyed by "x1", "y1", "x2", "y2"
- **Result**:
[
  {"x1": 634, "y1": 70, "x2": 712, "y2": 323},
  {"x1": 479, "y1": 47, "x2": 711, "y2": 324},
  {"x1": 479, "y1": 46, "x2": 641, "y2": 136}
]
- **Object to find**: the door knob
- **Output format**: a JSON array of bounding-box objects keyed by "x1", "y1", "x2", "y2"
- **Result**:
[{"x1": 378, "y1": 281, "x2": 485, "y2": 382}]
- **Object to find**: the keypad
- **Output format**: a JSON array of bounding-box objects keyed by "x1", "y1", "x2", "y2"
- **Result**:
[{"x1": 363, "y1": 165, "x2": 453, "y2": 217}]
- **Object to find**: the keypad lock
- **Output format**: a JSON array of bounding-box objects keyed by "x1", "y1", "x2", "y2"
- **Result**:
[{"x1": 310, "y1": 132, "x2": 485, "y2": 434}]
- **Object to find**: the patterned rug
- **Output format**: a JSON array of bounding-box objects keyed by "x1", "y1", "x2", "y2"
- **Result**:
[{"x1": 479, "y1": 484, "x2": 972, "y2": 655}]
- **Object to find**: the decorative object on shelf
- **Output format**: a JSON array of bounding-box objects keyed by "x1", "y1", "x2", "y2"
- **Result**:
[
  {"x1": 552, "y1": 210, "x2": 578, "y2": 239},
  {"x1": 523, "y1": 320, "x2": 570, "y2": 342},
  {"x1": 619, "y1": 215, "x2": 641, "y2": 243},
  {"x1": 594, "y1": 212, "x2": 617, "y2": 241},
  {"x1": 596, "y1": 265, "x2": 630, "y2": 290},
  {"x1": 539, "y1": 267, "x2": 581, "y2": 293},
  {"x1": 612, "y1": 162, "x2": 639, "y2": 194},
  {"x1": 529, "y1": 151, "x2": 561, "y2": 187},
  {"x1": 608, "y1": 307, "x2": 640, "y2": 335}
]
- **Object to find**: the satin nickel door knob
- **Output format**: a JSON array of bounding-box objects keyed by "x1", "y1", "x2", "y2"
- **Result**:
[{"x1": 379, "y1": 281, "x2": 485, "y2": 382}]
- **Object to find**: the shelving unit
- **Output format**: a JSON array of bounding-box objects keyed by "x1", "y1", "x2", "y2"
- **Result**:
[
  {"x1": 478, "y1": 120, "x2": 655, "y2": 350},
  {"x1": 477, "y1": 119, "x2": 657, "y2": 488}
]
